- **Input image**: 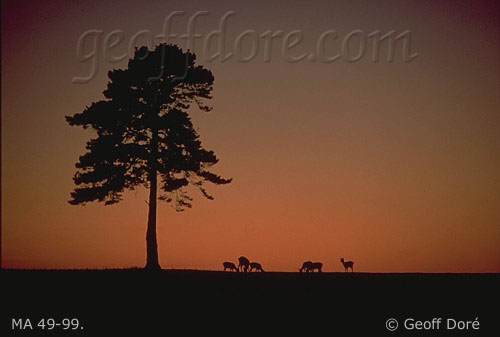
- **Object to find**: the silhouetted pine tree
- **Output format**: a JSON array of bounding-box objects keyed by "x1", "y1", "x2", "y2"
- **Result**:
[{"x1": 66, "y1": 44, "x2": 231, "y2": 270}]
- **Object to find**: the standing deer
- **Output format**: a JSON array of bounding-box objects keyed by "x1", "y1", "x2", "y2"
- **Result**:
[
  {"x1": 223, "y1": 261, "x2": 239, "y2": 272},
  {"x1": 311, "y1": 262, "x2": 323, "y2": 273},
  {"x1": 300, "y1": 261, "x2": 314, "y2": 272},
  {"x1": 340, "y1": 258, "x2": 354, "y2": 272},
  {"x1": 238, "y1": 256, "x2": 250, "y2": 272},
  {"x1": 249, "y1": 262, "x2": 265, "y2": 272}
]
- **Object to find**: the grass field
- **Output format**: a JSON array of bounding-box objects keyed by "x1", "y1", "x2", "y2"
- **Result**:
[{"x1": 2, "y1": 269, "x2": 498, "y2": 335}]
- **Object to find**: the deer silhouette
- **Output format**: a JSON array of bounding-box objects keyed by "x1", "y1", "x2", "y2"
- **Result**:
[
  {"x1": 299, "y1": 261, "x2": 314, "y2": 272},
  {"x1": 223, "y1": 261, "x2": 239, "y2": 272},
  {"x1": 238, "y1": 256, "x2": 250, "y2": 272},
  {"x1": 249, "y1": 262, "x2": 265, "y2": 272},
  {"x1": 340, "y1": 258, "x2": 354, "y2": 272},
  {"x1": 311, "y1": 262, "x2": 323, "y2": 273},
  {"x1": 300, "y1": 261, "x2": 323, "y2": 272}
]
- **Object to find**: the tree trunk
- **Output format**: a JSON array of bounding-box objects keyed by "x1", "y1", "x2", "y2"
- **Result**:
[{"x1": 145, "y1": 128, "x2": 160, "y2": 270}]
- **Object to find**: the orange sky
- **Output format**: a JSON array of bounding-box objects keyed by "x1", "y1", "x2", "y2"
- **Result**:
[{"x1": 2, "y1": 0, "x2": 499, "y2": 272}]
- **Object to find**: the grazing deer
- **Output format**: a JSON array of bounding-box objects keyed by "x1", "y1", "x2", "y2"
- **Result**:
[
  {"x1": 300, "y1": 261, "x2": 314, "y2": 272},
  {"x1": 340, "y1": 258, "x2": 354, "y2": 272},
  {"x1": 250, "y1": 262, "x2": 265, "y2": 272},
  {"x1": 311, "y1": 262, "x2": 323, "y2": 273},
  {"x1": 238, "y1": 256, "x2": 250, "y2": 272},
  {"x1": 223, "y1": 261, "x2": 239, "y2": 272}
]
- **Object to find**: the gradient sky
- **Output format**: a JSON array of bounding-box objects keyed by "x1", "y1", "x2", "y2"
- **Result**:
[{"x1": 2, "y1": 0, "x2": 499, "y2": 272}]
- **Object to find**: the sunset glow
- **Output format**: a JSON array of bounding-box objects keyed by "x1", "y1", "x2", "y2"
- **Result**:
[{"x1": 2, "y1": 0, "x2": 499, "y2": 272}]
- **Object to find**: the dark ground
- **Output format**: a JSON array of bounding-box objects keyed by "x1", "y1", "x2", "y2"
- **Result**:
[{"x1": 1, "y1": 269, "x2": 498, "y2": 336}]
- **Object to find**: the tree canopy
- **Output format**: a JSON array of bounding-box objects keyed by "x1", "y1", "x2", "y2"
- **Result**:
[{"x1": 66, "y1": 44, "x2": 231, "y2": 211}]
